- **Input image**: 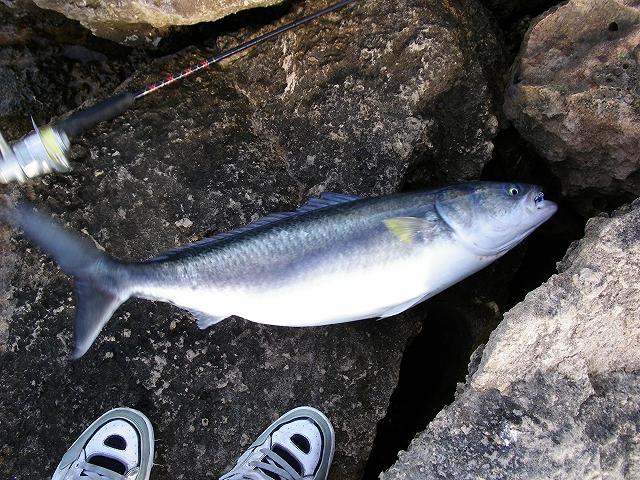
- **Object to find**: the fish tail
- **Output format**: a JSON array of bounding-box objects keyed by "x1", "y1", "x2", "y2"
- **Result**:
[{"x1": 2, "y1": 201, "x2": 130, "y2": 359}]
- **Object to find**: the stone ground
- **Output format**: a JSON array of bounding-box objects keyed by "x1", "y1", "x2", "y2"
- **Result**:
[
  {"x1": 0, "y1": 0, "x2": 510, "y2": 478},
  {"x1": 3, "y1": 0, "x2": 637, "y2": 478}
]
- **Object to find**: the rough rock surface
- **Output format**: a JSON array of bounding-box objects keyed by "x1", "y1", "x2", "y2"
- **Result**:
[
  {"x1": 32, "y1": 0, "x2": 286, "y2": 45},
  {"x1": 504, "y1": 0, "x2": 640, "y2": 205},
  {"x1": 0, "y1": 0, "x2": 147, "y2": 138},
  {"x1": 382, "y1": 199, "x2": 640, "y2": 479},
  {"x1": 0, "y1": 0, "x2": 504, "y2": 479}
]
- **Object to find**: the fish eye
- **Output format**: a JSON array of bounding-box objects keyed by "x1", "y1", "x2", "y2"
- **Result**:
[{"x1": 507, "y1": 185, "x2": 519, "y2": 197}]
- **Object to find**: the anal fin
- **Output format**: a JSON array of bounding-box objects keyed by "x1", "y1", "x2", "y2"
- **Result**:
[
  {"x1": 377, "y1": 293, "x2": 430, "y2": 320},
  {"x1": 187, "y1": 309, "x2": 228, "y2": 329}
]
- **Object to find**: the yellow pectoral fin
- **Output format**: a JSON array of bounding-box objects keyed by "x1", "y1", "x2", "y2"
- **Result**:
[{"x1": 383, "y1": 217, "x2": 430, "y2": 244}]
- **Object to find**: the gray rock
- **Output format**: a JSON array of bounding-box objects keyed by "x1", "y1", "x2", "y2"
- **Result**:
[
  {"x1": 504, "y1": 0, "x2": 640, "y2": 206},
  {"x1": 0, "y1": 1, "x2": 147, "y2": 138},
  {"x1": 383, "y1": 372, "x2": 640, "y2": 480},
  {"x1": 0, "y1": 0, "x2": 504, "y2": 478},
  {"x1": 32, "y1": 0, "x2": 286, "y2": 46},
  {"x1": 382, "y1": 199, "x2": 640, "y2": 479}
]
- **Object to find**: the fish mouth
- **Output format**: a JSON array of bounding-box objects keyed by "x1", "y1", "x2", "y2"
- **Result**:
[
  {"x1": 495, "y1": 195, "x2": 558, "y2": 254},
  {"x1": 527, "y1": 190, "x2": 555, "y2": 215},
  {"x1": 437, "y1": 191, "x2": 558, "y2": 257}
]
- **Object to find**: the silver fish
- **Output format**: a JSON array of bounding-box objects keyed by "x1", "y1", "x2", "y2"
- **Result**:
[{"x1": 3, "y1": 181, "x2": 557, "y2": 358}]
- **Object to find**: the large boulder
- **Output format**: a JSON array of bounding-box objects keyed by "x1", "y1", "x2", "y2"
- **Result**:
[
  {"x1": 382, "y1": 199, "x2": 640, "y2": 479},
  {"x1": 504, "y1": 0, "x2": 640, "y2": 207},
  {"x1": 0, "y1": 0, "x2": 504, "y2": 479},
  {"x1": 32, "y1": 0, "x2": 285, "y2": 46}
]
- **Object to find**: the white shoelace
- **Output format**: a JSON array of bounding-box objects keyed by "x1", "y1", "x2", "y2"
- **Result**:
[{"x1": 226, "y1": 447, "x2": 303, "y2": 480}]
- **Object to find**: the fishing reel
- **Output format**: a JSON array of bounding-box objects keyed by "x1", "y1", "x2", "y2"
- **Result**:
[
  {"x1": 0, "y1": 92, "x2": 134, "y2": 184},
  {"x1": 0, "y1": 122, "x2": 71, "y2": 184}
]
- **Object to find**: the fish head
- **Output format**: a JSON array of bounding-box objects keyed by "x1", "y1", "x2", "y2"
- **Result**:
[{"x1": 435, "y1": 182, "x2": 558, "y2": 256}]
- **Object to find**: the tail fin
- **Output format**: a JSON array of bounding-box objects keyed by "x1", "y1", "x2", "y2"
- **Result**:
[{"x1": 2, "y1": 201, "x2": 128, "y2": 359}]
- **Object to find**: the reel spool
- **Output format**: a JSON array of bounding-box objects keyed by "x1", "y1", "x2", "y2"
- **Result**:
[{"x1": 0, "y1": 123, "x2": 71, "y2": 184}]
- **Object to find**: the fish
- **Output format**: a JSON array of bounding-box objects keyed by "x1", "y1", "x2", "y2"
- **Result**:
[{"x1": 2, "y1": 181, "x2": 557, "y2": 359}]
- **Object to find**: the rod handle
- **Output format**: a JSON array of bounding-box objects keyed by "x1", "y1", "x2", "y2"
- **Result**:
[{"x1": 58, "y1": 92, "x2": 135, "y2": 138}]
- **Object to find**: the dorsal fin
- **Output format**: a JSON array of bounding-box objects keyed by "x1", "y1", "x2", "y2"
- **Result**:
[
  {"x1": 295, "y1": 192, "x2": 362, "y2": 213},
  {"x1": 150, "y1": 192, "x2": 361, "y2": 261}
]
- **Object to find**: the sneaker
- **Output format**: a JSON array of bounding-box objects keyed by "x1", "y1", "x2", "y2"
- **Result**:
[
  {"x1": 220, "y1": 406, "x2": 335, "y2": 480},
  {"x1": 51, "y1": 408, "x2": 154, "y2": 480}
]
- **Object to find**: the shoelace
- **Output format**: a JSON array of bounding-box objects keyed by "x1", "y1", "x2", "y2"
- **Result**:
[
  {"x1": 64, "y1": 459, "x2": 128, "y2": 480},
  {"x1": 226, "y1": 447, "x2": 303, "y2": 480}
]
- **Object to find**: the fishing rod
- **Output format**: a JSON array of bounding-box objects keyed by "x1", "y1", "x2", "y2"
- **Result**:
[{"x1": 0, "y1": 0, "x2": 356, "y2": 184}]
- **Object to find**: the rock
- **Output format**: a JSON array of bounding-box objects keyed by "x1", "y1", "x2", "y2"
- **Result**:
[
  {"x1": 382, "y1": 199, "x2": 640, "y2": 479},
  {"x1": 0, "y1": 1, "x2": 147, "y2": 138},
  {"x1": 504, "y1": 0, "x2": 640, "y2": 209},
  {"x1": 0, "y1": 0, "x2": 505, "y2": 478},
  {"x1": 32, "y1": 0, "x2": 286, "y2": 46}
]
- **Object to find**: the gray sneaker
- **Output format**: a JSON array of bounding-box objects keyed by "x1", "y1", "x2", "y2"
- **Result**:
[
  {"x1": 51, "y1": 408, "x2": 154, "y2": 480},
  {"x1": 220, "y1": 406, "x2": 335, "y2": 480}
]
